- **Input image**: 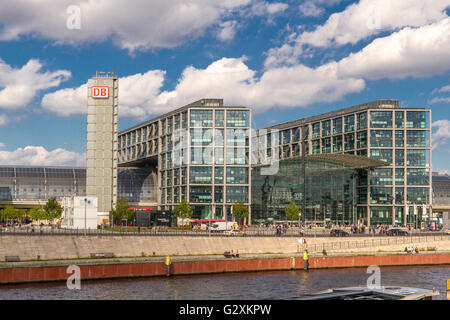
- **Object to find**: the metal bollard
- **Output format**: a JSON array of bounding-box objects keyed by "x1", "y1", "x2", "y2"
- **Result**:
[{"x1": 165, "y1": 255, "x2": 171, "y2": 277}]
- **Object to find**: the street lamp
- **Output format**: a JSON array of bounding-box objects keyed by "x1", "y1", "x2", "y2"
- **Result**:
[{"x1": 84, "y1": 197, "x2": 87, "y2": 236}]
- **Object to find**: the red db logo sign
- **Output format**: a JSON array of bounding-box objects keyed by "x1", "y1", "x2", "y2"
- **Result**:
[{"x1": 91, "y1": 86, "x2": 109, "y2": 99}]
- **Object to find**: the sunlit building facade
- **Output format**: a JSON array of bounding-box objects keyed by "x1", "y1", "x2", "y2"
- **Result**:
[
  {"x1": 118, "y1": 99, "x2": 251, "y2": 220},
  {"x1": 253, "y1": 100, "x2": 432, "y2": 226},
  {"x1": 0, "y1": 99, "x2": 432, "y2": 227}
]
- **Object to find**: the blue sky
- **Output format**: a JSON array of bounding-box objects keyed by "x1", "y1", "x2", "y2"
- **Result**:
[{"x1": 0, "y1": 0, "x2": 449, "y2": 172}]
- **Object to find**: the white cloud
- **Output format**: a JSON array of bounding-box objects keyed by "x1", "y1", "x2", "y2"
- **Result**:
[
  {"x1": 298, "y1": 0, "x2": 449, "y2": 47},
  {"x1": 337, "y1": 17, "x2": 450, "y2": 80},
  {"x1": 0, "y1": 114, "x2": 8, "y2": 126},
  {"x1": 0, "y1": 58, "x2": 71, "y2": 110},
  {"x1": 0, "y1": 142, "x2": 5, "y2": 148},
  {"x1": 266, "y1": 0, "x2": 450, "y2": 67},
  {"x1": 159, "y1": 57, "x2": 365, "y2": 114},
  {"x1": 42, "y1": 57, "x2": 365, "y2": 118},
  {"x1": 299, "y1": 1, "x2": 324, "y2": 17},
  {"x1": 0, "y1": 146, "x2": 85, "y2": 166},
  {"x1": 430, "y1": 97, "x2": 450, "y2": 104},
  {"x1": 437, "y1": 85, "x2": 450, "y2": 93},
  {"x1": 432, "y1": 120, "x2": 450, "y2": 149},
  {"x1": 0, "y1": 0, "x2": 253, "y2": 53},
  {"x1": 217, "y1": 21, "x2": 239, "y2": 42},
  {"x1": 250, "y1": 1, "x2": 289, "y2": 16},
  {"x1": 42, "y1": 70, "x2": 166, "y2": 117}
]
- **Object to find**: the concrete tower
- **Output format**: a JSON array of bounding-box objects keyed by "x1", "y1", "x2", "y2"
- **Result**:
[{"x1": 86, "y1": 72, "x2": 118, "y2": 218}]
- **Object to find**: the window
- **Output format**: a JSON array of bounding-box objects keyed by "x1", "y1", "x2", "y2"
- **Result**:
[
  {"x1": 189, "y1": 167, "x2": 212, "y2": 184},
  {"x1": 406, "y1": 131, "x2": 429, "y2": 147},
  {"x1": 322, "y1": 120, "x2": 331, "y2": 136},
  {"x1": 406, "y1": 111, "x2": 428, "y2": 129},
  {"x1": 406, "y1": 150, "x2": 428, "y2": 166},
  {"x1": 370, "y1": 111, "x2": 392, "y2": 128},
  {"x1": 370, "y1": 207, "x2": 392, "y2": 224},
  {"x1": 395, "y1": 150, "x2": 404, "y2": 166},
  {"x1": 292, "y1": 127, "x2": 300, "y2": 142},
  {"x1": 214, "y1": 129, "x2": 224, "y2": 146},
  {"x1": 370, "y1": 149, "x2": 392, "y2": 164},
  {"x1": 226, "y1": 186, "x2": 248, "y2": 203},
  {"x1": 395, "y1": 188, "x2": 404, "y2": 204},
  {"x1": 226, "y1": 148, "x2": 247, "y2": 164},
  {"x1": 395, "y1": 169, "x2": 404, "y2": 185},
  {"x1": 226, "y1": 129, "x2": 248, "y2": 147},
  {"x1": 191, "y1": 110, "x2": 213, "y2": 127},
  {"x1": 214, "y1": 148, "x2": 224, "y2": 165},
  {"x1": 226, "y1": 167, "x2": 248, "y2": 184},
  {"x1": 344, "y1": 133, "x2": 355, "y2": 150},
  {"x1": 226, "y1": 110, "x2": 248, "y2": 127},
  {"x1": 214, "y1": 167, "x2": 223, "y2": 184},
  {"x1": 370, "y1": 187, "x2": 393, "y2": 204},
  {"x1": 344, "y1": 115, "x2": 355, "y2": 132},
  {"x1": 371, "y1": 130, "x2": 392, "y2": 147},
  {"x1": 406, "y1": 187, "x2": 428, "y2": 204},
  {"x1": 357, "y1": 112, "x2": 368, "y2": 130},
  {"x1": 333, "y1": 135, "x2": 343, "y2": 152},
  {"x1": 190, "y1": 186, "x2": 212, "y2": 203},
  {"x1": 333, "y1": 118, "x2": 342, "y2": 134},
  {"x1": 395, "y1": 112, "x2": 404, "y2": 128},
  {"x1": 312, "y1": 123, "x2": 320, "y2": 138},
  {"x1": 190, "y1": 128, "x2": 213, "y2": 146},
  {"x1": 191, "y1": 147, "x2": 213, "y2": 165},
  {"x1": 395, "y1": 130, "x2": 404, "y2": 147},
  {"x1": 214, "y1": 186, "x2": 223, "y2": 203},
  {"x1": 407, "y1": 168, "x2": 427, "y2": 185},
  {"x1": 215, "y1": 110, "x2": 224, "y2": 127},
  {"x1": 370, "y1": 168, "x2": 392, "y2": 185},
  {"x1": 312, "y1": 140, "x2": 320, "y2": 154},
  {"x1": 357, "y1": 131, "x2": 367, "y2": 149},
  {"x1": 283, "y1": 145, "x2": 291, "y2": 158},
  {"x1": 282, "y1": 129, "x2": 290, "y2": 144},
  {"x1": 357, "y1": 188, "x2": 368, "y2": 204},
  {"x1": 322, "y1": 137, "x2": 331, "y2": 153}
]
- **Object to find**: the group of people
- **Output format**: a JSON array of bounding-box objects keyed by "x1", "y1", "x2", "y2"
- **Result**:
[
  {"x1": 404, "y1": 247, "x2": 419, "y2": 254},
  {"x1": 223, "y1": 249, "x2": 240, "y2": 258},
  {"x1": 275, "y1": 223, "x2": 289, "y2": 235}
]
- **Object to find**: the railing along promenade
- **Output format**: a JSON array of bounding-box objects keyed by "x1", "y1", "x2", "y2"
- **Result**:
[{"x1": 0, "y1": 226, "x2": 447, "y2": 239}]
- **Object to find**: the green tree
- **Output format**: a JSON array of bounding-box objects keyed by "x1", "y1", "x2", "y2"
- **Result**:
[
  {"x1": 285, "y1": 202, "x2": 300, "y2": 222},
  {"x1": 43, "y1": 197, "x2": 63, "y2": 222},
  {"x1": 109, "y1": 197, "x2": 132, "y2": 225},
  {"x1": 3, "y1": 205, "x2": 17, "y2": 221},
  {"x1": 29, "y1": 206, "x2": 45, "y2": 222},
  {"x1": 2, "y1": 205, "x2": 25, "y2": 222},
  {"x1": 173, "y1": 199, "x2": 193, "y2": 226},
  {"x1": 232, "y1": 200, "x2": 249, "y2": 223}
]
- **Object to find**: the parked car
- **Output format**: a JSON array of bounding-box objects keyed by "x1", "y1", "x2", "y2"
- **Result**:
[
  {"x1": 386, "y1": 228, "x2": 409, "y2": 236},
  {"x1": 330, "y1": 229, "x2": 350, "y2": 237}
]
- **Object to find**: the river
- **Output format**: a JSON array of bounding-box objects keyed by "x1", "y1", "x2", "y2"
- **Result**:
[{"x1": 0, "y1": 265, "x2": 448, "y2": 300}]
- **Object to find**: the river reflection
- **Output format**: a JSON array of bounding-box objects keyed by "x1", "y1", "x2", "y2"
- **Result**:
[{"x1": 0, "y1": 265, "x2": 448, "y2": 300}]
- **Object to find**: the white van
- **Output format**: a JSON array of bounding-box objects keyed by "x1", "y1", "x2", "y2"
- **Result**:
[{"x1": 210, "y1": 221, "x2": 237, "y2": 232}]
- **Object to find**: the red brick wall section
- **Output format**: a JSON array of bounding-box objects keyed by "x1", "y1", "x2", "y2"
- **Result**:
[{"x1": 0, "y1": 254, "x2": 449, "y2": 284}]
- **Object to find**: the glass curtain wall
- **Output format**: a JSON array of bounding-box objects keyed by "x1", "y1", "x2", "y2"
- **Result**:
[{"x1": 251, "y1": 158, "x2": 357, "y2": 224}]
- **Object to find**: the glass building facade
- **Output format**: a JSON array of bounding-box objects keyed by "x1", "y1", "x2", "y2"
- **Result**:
[
  {"x1": 255, "y1": 100, "x2": 432, "y2": 226},
  {"x1": 251, "y1": 158, "x2": 359, "y2": 224},
  {"x1": 118, "y1": 99, "x2": 251, "y2": 220},
  {"x1": 0, "y1": 166, "x2": 156, "y2": 204},
  {"x1": 1, "y1": 99, "x2": 431, "y2": 227}
]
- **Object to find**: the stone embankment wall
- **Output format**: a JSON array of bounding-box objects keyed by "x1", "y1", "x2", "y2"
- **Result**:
[{"x1": 0, "y1": 235, "x2": 449, "y2": 261}]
